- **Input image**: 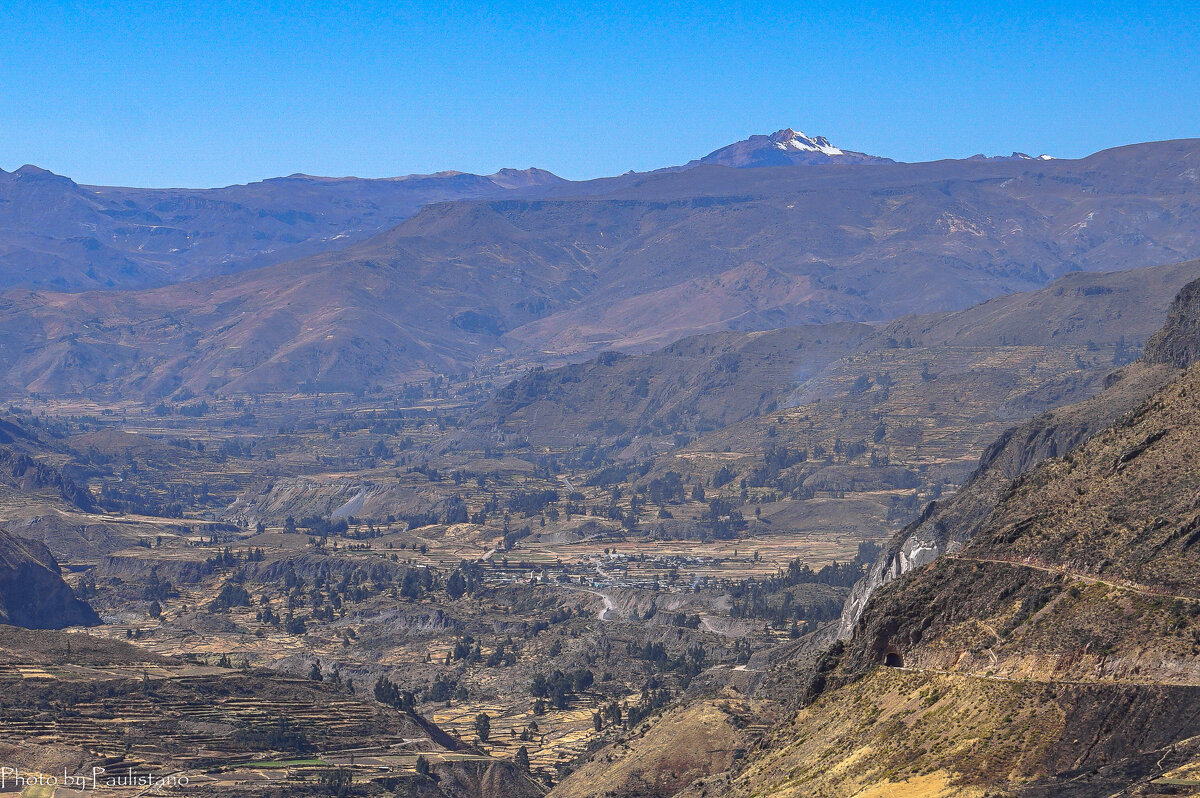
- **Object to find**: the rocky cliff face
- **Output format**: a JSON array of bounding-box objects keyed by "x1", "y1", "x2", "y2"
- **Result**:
[
  {"x1": 0, "y1": 445, "x2": 96, "y2": 511},
  {"x1": 1144, "y1": 276, "x2": 1200, "y2": 368},
  {"x1": 836, "y1": 362, "x2": 1172, "y2": 638},
  {"x1": 0, "y1": 528, "x2": 98, "y2": 628},
  {"x1": 837, "y1": 274, "x2": 1200, "y2": 639}
]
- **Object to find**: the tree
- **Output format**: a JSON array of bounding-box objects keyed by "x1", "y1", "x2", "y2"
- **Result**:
[
  {"x1": 374, "y1": 676, "x2": 415, "y2": 712},
  {"x1": 515, "y1": 745, "x2": 530, "y2": 771},
  {"x1": 209, "y1": 582, "x2": 251, "y2": 612},
  {"x1": 446, "y1": 570, "x2": 466, "y2": 600},
  {"x1": 147, "y1": 600, "x2": 162, "y2": 619},
  {"x1": 646, "y1": 472, "x2": 684, "y2": 505},
  {"x1": 551, "y1": 682, "x2": 570, "y2": 709},
  {"x1": 309, "y1": 662, "x2": 324, "y2": 681},
  {"x1": 415, "y1": 755, "x2": 430, "y2": 777},
  {"x1": 319, "y1": 767, "x2": 353, "y2": 798},
  {"x1": 474, "y1": 712, "x2": 491, "y2": 742}
]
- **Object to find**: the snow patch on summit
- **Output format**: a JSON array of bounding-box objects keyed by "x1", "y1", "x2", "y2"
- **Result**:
[{"x1": 769, "y1": 128, "x2": 844, "y2": 156}]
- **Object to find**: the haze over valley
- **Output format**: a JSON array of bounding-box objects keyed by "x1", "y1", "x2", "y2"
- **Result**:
[{"x1": 5, "y1": 112, "x2": 1200, "y2": 797}]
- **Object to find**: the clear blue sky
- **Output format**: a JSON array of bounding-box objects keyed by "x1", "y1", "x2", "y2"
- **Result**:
[{"x1": 2, "y1": 0, "x2": 1197, "y2": 187}]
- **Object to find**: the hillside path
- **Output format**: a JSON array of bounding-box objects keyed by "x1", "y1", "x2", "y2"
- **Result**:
[{"x1": 946, "y1": 554, "x2": 1200, "y2": 603}]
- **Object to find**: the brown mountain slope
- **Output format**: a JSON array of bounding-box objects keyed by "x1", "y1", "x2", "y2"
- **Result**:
[
  {"x1": 695, "y1": 278, "x2": 1200, "y2": 796},
  {"x1": 468, "y1": 259, "x2": 1200, "y2": 453},
  {"x1": 836, "y1": 263, "x2": 1200, "y2": 636},
  {"x1": 448, "y1": 261, "x2": 1197, "y2": 559},
  {"x1": 551, "y1": 699, "x2": 776, "y2": 798},
  {"x1": 3, "y1": 141, "x2": 1200, "y2": 398},
  {"x1": 835, "y1": 358, "x2": 1174, "y2": 638},
  {"x1": 880, "y1": 259, "x2": 1200, "y2": 349},
  {"x1": 0, "y1": 195, "x2": 608, "y2": 396},
  {"x1": 463, "y1": 322, "x2": 876, "y2": 449}
]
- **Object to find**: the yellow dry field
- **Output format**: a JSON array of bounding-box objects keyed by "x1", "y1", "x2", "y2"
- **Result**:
[{"x1": 432, "y1": 689, "x2": 640, "y2": 773}]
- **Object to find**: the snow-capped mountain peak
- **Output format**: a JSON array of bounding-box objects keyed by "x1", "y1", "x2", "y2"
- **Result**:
[
  {"x1": 698, "y1": 127, "x2": 893, "y2": 168},
  {"x1": 768, "y1": 128, "x2": 844, "y2": 156},
  {"x1": 968, "y1": 152, "x2": 1057, "y2": 162}
]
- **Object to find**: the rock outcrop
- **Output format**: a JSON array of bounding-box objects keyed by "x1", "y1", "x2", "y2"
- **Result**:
[
  {"x1": 0, "y1": 445, "x2": 96, "y2": 511},
  {"x1": 0, "y1": 528, "x2": 98, "y2": 628},
  {"x1": 1144, "y1": 276, "x2": 1200, "y2": 368}
]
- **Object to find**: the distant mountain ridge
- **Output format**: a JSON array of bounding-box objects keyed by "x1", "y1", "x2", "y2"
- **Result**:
[
  {"x1": 2, "y1": 139, "x2": 1200, "y2": 399},
  {"x1": 967, "y1": 151, "x2": 1055, "y2": 161},
  {"x1": 0, "y1": 161, "x2": 568, "y2": 292},
  {"x1": 0, "y1": 126, "x2": 953, "y2": 292}
]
